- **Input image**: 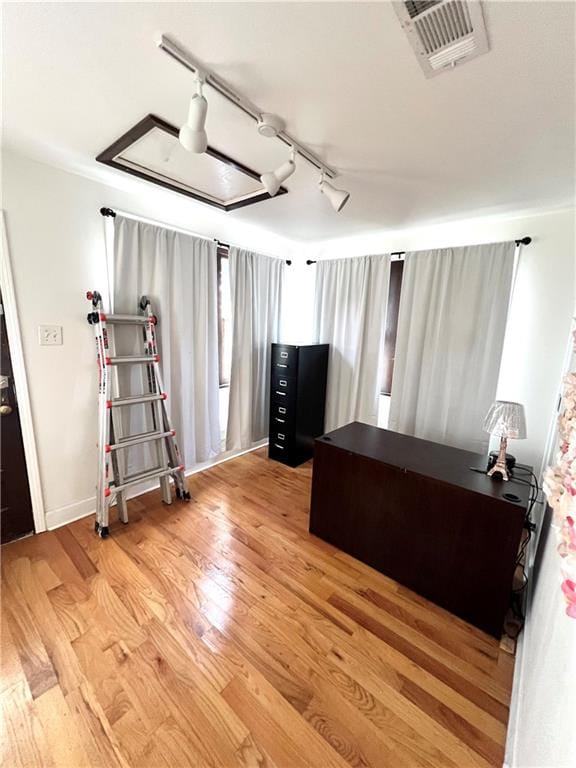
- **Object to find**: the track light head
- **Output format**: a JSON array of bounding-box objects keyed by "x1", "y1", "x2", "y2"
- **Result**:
[
  {"x1": 257, "y1": 113, "x2": 285, "y2": 138},
  {"x1": 260, "y1": 150, "x2": 296, "y2": 196},
  {"x1": 179, "y1": 82, "x2": 208, "y2": 153},
  {"x1": 319, "y1": 175, "x2": 350, "y2": 213}
]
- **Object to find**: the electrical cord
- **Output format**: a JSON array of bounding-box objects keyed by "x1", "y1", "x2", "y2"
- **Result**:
[
  {"x1": 513, "y1": 465, "x2": 540, "y2": 495},
  {"x1": 507, "y1": 519, "x2": 533, "y2": 638},
  {"x1": 506, "y1": 483, "x2": 545, "y2": 639},
  {"x1": 467, "y1": 463, "x2": 543, "y2": 639}
]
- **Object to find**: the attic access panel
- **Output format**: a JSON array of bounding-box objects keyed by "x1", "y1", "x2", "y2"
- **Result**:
[{"x1": 96, "y1": 114, "x2": 287, "y2": 211}]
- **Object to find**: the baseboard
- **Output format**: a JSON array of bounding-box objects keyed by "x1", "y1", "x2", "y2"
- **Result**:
[
  {"x1": 44, "y1": 440, "x2": 268, "y2": 532},
  {"x1": 45, "y1": 496, "x2": 98, "y2": 530}
]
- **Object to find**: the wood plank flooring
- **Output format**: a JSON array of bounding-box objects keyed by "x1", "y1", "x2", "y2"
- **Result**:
[{"x1": 1, "y1": 448, "x2": 515, "y2": 767}]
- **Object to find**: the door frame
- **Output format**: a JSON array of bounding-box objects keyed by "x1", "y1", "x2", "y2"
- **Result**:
[{"x1": 1, "y1": 211, "x2": 46, "y2": 533}]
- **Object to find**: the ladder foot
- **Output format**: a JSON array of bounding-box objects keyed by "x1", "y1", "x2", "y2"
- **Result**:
[
  {"x1": 94, "y1": 520, "x2": 100, "y2": 533},
  {"x1": 97, "y1": 525, "x2": 110, "y2": 538}
]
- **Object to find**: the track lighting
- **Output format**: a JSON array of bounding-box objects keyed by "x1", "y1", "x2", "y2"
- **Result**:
[
  {"x1": 179, "y1": 79, "x2": 208, "y2": 153},
  {"x1": 319, "y1": 172, "x2": 350, "y2": 213},
  {"x1": 257, "y1": 113, "x2": 285, "y2": 138},
  {"x1": 160, "y1": 37, "x2": 349, "y2": 205},
  {"x1": 260, "y1": 149, "x2": 296, "y2": 197},
  {"x1": 158, "y1": 34, "x2": 339, "y2": 182}
]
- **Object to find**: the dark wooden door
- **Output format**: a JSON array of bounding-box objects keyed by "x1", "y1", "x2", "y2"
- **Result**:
[{"x1": 1, "y1": 293, "x2": 35, "y2": 543}]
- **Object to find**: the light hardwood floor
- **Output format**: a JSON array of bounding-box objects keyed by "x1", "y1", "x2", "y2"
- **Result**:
[{"x1": 1, "y1": 448, "x2": 514, "y2": 767}]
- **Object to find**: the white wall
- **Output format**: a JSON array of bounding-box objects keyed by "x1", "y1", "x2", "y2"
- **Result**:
[
  {"x1": 506, "y1": 507, "x2": 576, "y2": 767},
  {"x1": 280, "y1": 253, "x2": 316, "y2": 344},
  {"x1": 1, "y1": 151, "x2": 296, "y2": 529},
  {"x1": 505, "y1": 324, "x2": 576, "y2": 768},
  {"x1": 288, "y1": 207, "x2": 576, "y2": 473}
]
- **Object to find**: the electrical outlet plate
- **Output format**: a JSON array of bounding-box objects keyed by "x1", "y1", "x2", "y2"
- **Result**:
[{"x1": 38, "y1": 325, "x2": 63, "y2": 346}]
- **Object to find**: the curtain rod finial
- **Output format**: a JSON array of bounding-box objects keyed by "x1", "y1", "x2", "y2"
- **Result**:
[{"x1": 100, "y1": 207, "x2": 116, "y2": 218}]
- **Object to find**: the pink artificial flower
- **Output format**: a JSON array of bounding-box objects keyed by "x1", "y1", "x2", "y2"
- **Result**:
[
  {"x1": 560, "y1": 579, "x2": 576, "y2": 618},
  {"x1": 558, "y1": 516, "x2": 576, "y2": 557}
]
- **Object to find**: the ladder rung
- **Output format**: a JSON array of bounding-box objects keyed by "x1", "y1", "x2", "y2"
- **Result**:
[
  {"x1": 108, "y1": 430, "x2": 174, "y2": 451},
  {"x1": 118, "y1": 429, "x2": 161, "y2": 442},
  {"x1": 107, "y1": 355, "x2": 157, "y2": 365},
  {"x1": 110, "y1": 393, "x2": 165, "y2": 407},
  {"x1": 110, "y1": 465, "x2": 183, "y2": 494},
  {"x1": 104, "y1": 314, "x2": 150, "y2": 325}
]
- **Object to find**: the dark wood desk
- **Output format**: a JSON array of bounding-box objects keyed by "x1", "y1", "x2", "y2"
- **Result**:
[{"x1": 309, "y1": 422, "x2": 531, "y2": 637}]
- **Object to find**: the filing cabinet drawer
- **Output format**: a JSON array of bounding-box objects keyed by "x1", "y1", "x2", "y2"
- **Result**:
[
  {"x1": 270, "y1": 428, "x2": 293, "y2": 446},
  {"x1": 270, "y1": 400, "x2": 292, "y2": 420},
  {"x1": 272, "y1": 345, "x2": 298, "y2": 373},
  {"x1": 272, "y1": 359, "x2": 296, "y2": 377},
  {"x1": 271, "y1": 374, "x2": 295, "y2": 405},
  {"x1": 270, "y1": 403, "x2": 295, "y2": 432},
  {"x1": 269, "y1": 434, "x2": 294, "y2": 461},
  {"x1": 271, "y1": 387, "x2": 295, "y2": 407},
  {"x1": 272, "y1": 372, "x2": 293, "y2": 392}
]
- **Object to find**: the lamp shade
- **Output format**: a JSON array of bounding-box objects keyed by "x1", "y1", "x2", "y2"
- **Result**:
[
  {"x1": 179, "y1": 93, "x2": 208, "y2": 153},
  {"x1": 319, "y1": 179, "x2": 350, "y2": 212},
  {"x1": 260, "y1": 158, "x2": 295, "y2": 197},
  {"x1": 483, "y1": 400, "x2": 527, "y2": 439}
]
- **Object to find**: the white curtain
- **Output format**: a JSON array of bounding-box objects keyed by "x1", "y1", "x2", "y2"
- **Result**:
[
  {"x1": 226, "y1": 247, "x2": 284, "y2": 451},
  {"x1": 388, "y1": 241, "x2": 516, "y2": 453},
  {"x1": 113, "y1": 216, "x2": 220, "y2": 475},
  {"x1": 313, "y1": 255, "x2": 390, "y2": 432}
]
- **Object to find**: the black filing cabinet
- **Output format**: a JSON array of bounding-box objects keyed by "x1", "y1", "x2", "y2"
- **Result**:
[{"x1": 269, "y1": 343, "x2": 329, "y2": 467}]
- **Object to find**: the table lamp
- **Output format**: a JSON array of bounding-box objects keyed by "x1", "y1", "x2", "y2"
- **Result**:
[{"x1": 483, "y1": 400, "x2": 527, "y2": 481}]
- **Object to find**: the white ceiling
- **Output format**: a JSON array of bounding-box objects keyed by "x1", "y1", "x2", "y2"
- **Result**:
[{"x1": 3, "y1": 1, "x2": 575, "y2": 242}]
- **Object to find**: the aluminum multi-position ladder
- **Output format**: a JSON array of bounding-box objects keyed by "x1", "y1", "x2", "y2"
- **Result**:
[{"x1": 86, "y1": 290, "x2": 190, "y2": 538}]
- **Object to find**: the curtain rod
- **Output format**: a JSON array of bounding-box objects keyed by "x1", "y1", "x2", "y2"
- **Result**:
[
  {"x1": 389, "y1": 237, "x2": 532, "y2": 258},
  {"x1": 305, "y1": 237, "x2": 532, "y2": 265},
  {"x1": 99, "y1": 208, "x2": 292, "y2": 265}
]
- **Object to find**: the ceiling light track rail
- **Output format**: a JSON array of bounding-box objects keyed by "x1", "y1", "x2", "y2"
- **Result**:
[
  {"x1": 99, "y1": 207, "x2": 291, "y2": 264},
  {"x1": 155, "y1": 33, "x2": 337, "y2": 180}
]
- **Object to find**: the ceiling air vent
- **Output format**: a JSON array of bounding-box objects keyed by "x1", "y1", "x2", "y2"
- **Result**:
[{"x1": 395, "y1": 0, "x2": 489, "y2": 78}]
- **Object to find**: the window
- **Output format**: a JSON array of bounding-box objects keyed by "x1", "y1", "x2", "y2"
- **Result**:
[
  {"x1": 381, "y1": 259, "x2": 404, "y2": 396},
  {"x1": 217, "y1": 246, "x2": 232, "y2": 387}
]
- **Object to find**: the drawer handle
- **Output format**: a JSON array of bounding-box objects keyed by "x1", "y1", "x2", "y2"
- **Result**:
[
  {"x1": 278, "y1": 407, "x2": 286, "y2": 414},
  {"x1": 280, "y1": 352, "x2": 288, "y2": 358},
  {"x1": 275, "y1": 417, "x2": 285, "y2": 423},
  {"x1": 279, "y1": 380, "x2": 287, "y2": 387},
  {"x1": 276, "y1": 363, "x2": 288, "y2": 368},
  {"x1": 274, "y1": 443, "x2": 285, "y2": 450},
  {"x1": 275, "y1": 391, "x2": 286, "y2": 397},
  {"x1": 277, "y1": 433, "x2": 285, "y2": 440}
]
